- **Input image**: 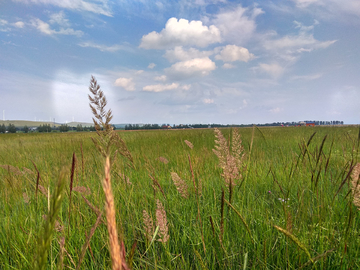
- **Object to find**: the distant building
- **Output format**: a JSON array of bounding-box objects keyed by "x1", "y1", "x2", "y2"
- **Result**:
[{"x1": 306, "y1": 122, "x2": 315, "y2": 127}]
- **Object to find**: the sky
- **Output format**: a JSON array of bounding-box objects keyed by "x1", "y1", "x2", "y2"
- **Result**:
[{"x1": 0, "y1": 0, "x2": 359, "y2": 125}]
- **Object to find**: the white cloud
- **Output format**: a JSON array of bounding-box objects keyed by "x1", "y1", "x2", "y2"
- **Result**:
[
  {"x1": 215, "y1": 44, "x2": 254, "y2": 62},
  {"x1": 148, "y1": 63, "x2": 156, "y2": 69},
  {"x1": 114, "y1": 77, "x2": 135, "y2": 91},
  {"x1": 78, "y1": 42, "x2": 130, "y2": 52},
  {"x1": 264, "y1": 32, "x2": 336, "y2": 52},
  {"x1": 258, "y1": 63, "x2": 284, "y2": 78},
  {"x1": 154, "y1": 75, "x2": 167, "y2": 81},
  {"x1": 291, "y1": 73, "x2": 323, "y2": 80},
  {"x1": 269, "y1": 107, "x2": 283, "y2": 113},
  {"x1": 0, "y1": 19, "x2": 7, "y2": 25},
  {"x1": 293, "y1": 0, "x2": 360, "y2": 17},
  {"x1": 31, "y1": 18, "x2": 83, "y2": 36},
  {"x1": 262, "y1": 21, "x2": 336, "y2": 62},
  {"x1": 222, "y1": 63, "x2": 236, "y2": 69},
  {"x1": 212, "y1": 5, "x2": 263, "y2": 44},
  {"x1": 143, "y1": 83, "x2": 179, "y2": 92},
  {"x1": 14, "y1": 21, "x2": 24, "y2": 28},
  {"x1": 49, "y1": 11, "x2": 70, "y2": 27},
  {"x1": 13, "y1": 0, "x2": 112, "y2": 16},
  {"x1": 164, "y1": 46, "x2": 214, "y2": 62},
  {"x1": 139, "y1": 17, "x2": 221, "y2": 49},
  {"x1": 203, "y1": 98, "x2": 214, "y2": 104},
  {"x1": 165, "y1": 57, "x2": 216, "y2": 80}
]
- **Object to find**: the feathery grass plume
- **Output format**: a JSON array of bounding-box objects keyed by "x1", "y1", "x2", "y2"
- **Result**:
[
  {"x1": 89, "y1": 76, "x2": 132, "y2": 270},
  {"x1": 351, "y1": 163, "x2": 360, "y2": 209},
  {"x1": 273, "y1": 225, "x2": 313, "y2": 263},
  {"x1": 23, "y1": 192, "x2": 30, "y2": 203},
  {"x1": 88, "y1": 75, "x2": 134, "y2": 168},
  {"x1": 171, "y1": 172, "x2": 189, "y2": 198},
  {"x1": 156, "y1": 200, "x2": 169, "y2": 243},
  {"x1": 0, "y1": 164, "x2": 23, "y2": 175},
  {"x1": 33, "y1": 169, "x2": 67, "y2": 270},
  {"x1": 38, "y1": 185, "x2": 48, "y2": 196},
  {"x1": 22, "y1": 167, "x2": 35, "y2": 175},
  {"x1": 73, "y1": 186, "x2": 91, "y2": 196},
  {"x1": 213, "y1": 128, "x2": 245, "y2": 187},
  {"x1": 184, "y1": 140, "x2": 194, "y2": 149},
  {"x1": 142, "y1": 210, "x2": 154, "y2": 241},
  {"x1": 158, "y1": 156, "x2": 169, "y2": 164}
]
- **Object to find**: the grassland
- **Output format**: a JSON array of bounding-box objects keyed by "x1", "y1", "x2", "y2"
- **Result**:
[{"x1": 0, "y1": 125, "x2": 359, "y2": 269}]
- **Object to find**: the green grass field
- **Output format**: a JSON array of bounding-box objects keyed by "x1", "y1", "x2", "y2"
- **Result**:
[{"x1": 0, "y1": 125, "x2": 359, "y2": 269}]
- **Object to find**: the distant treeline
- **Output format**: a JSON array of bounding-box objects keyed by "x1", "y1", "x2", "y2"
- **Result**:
[
  {"x1": 0, "y1": 124, "x2": 103, "y2": 133},
  {"x1": 125, "y1": 120, "x2": 345, "y2": 130},
  {"x1": 0, "y1": 120, "x2": 345, "y2": 134}
]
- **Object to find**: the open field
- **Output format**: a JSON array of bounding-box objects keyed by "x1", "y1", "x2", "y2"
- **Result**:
[{"x1": 0, "y1": 125, "x2": 359, "y2": 269}]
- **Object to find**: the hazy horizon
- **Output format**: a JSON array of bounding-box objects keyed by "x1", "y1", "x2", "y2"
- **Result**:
[{"x1": 1, "y1": 0, "x2": 359, "y2": 125}]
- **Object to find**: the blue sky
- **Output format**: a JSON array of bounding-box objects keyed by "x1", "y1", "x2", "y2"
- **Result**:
[{"x1": 1, "y1": 0, "x2": 359, "y2": 125}]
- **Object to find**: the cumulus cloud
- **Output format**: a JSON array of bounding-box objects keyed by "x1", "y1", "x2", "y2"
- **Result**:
[
  {"x1": 143, "y1": 83, "x2": 179, "y2": 92},
  {"x1": 215, "y1": 44, "x2": 254, "y2": 62},
  {"x1": 114, "y1": 77, "x2": 135, "y2": 91},
  {"x1": 258, "y1": 63, "x2": 284, "y2": 78},
  {"x1": 148, "y1": 63, "x2": 156, "y2": 69},
  {"x1": 31, "y1": 18, "x2": 83, "y2": 36},
  {"x1": 164, "y1": 46, "x2": 214, "y2": 62},
  {"x1": 203, "y1": 98, "x2": 214, "y2": 104},
  {"x1": 78, "y1": 42, "x2": 131, "y2": 52},
  {"x1": 13, "y1": 0, "x2": 112, "y2": 16},
  {"x1": 222, "y1": 63, "x2": 236, "y2": 69},
  {"x1": 212, "y1": 5, "x2": 263, "y2": 44},
  {"x1": 165, "y1": 57, "x2": 216, "y2": 80},
  {"x1": 269, "y1": 107, "x2": 283, "y2": 113},
  {"x1": 154, "y1": 75, "x2": 167, "y2": 81},
  {"x1": 14, "y1": 21, "x2": 25, "y2": 28},
  {"x1": 139, "y1": 17, "x2": 221, "y2": 49}
]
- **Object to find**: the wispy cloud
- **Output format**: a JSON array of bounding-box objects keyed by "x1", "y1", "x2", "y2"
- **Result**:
[
  {"x1": 13, "y1": 0, "x2": 112, "y2": 16},
  {"x1": 31, "y1": 18, "x2": 83, "y2": 36},
  {"x1": 79, "y1": 42, "x2": 132, "y2": 52}
]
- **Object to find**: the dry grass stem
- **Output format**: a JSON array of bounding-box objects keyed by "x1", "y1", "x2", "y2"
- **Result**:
[
  {"x1": 103, "y1": 157, "x2": 124, "y2": 270},
  {"x1": 351, "y1": 163, "x2": 360, "y2": 209},
  {"x1": 76, "y1": 212, "x2": 103, "y2": 270},
  {"x1": 171, "y1": 172, "x2": 189, "y2": 198},
  {"x1": 156, "y1": 200, "x2": 169, "y2": 243},
  {"x1": 57, "y1": 237, "x2": 65, "y2": 270}
]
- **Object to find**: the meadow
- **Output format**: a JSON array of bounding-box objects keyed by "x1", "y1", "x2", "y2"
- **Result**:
[{"x1": 1, "y1": 121, "x2": 359, "y2": 269}]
